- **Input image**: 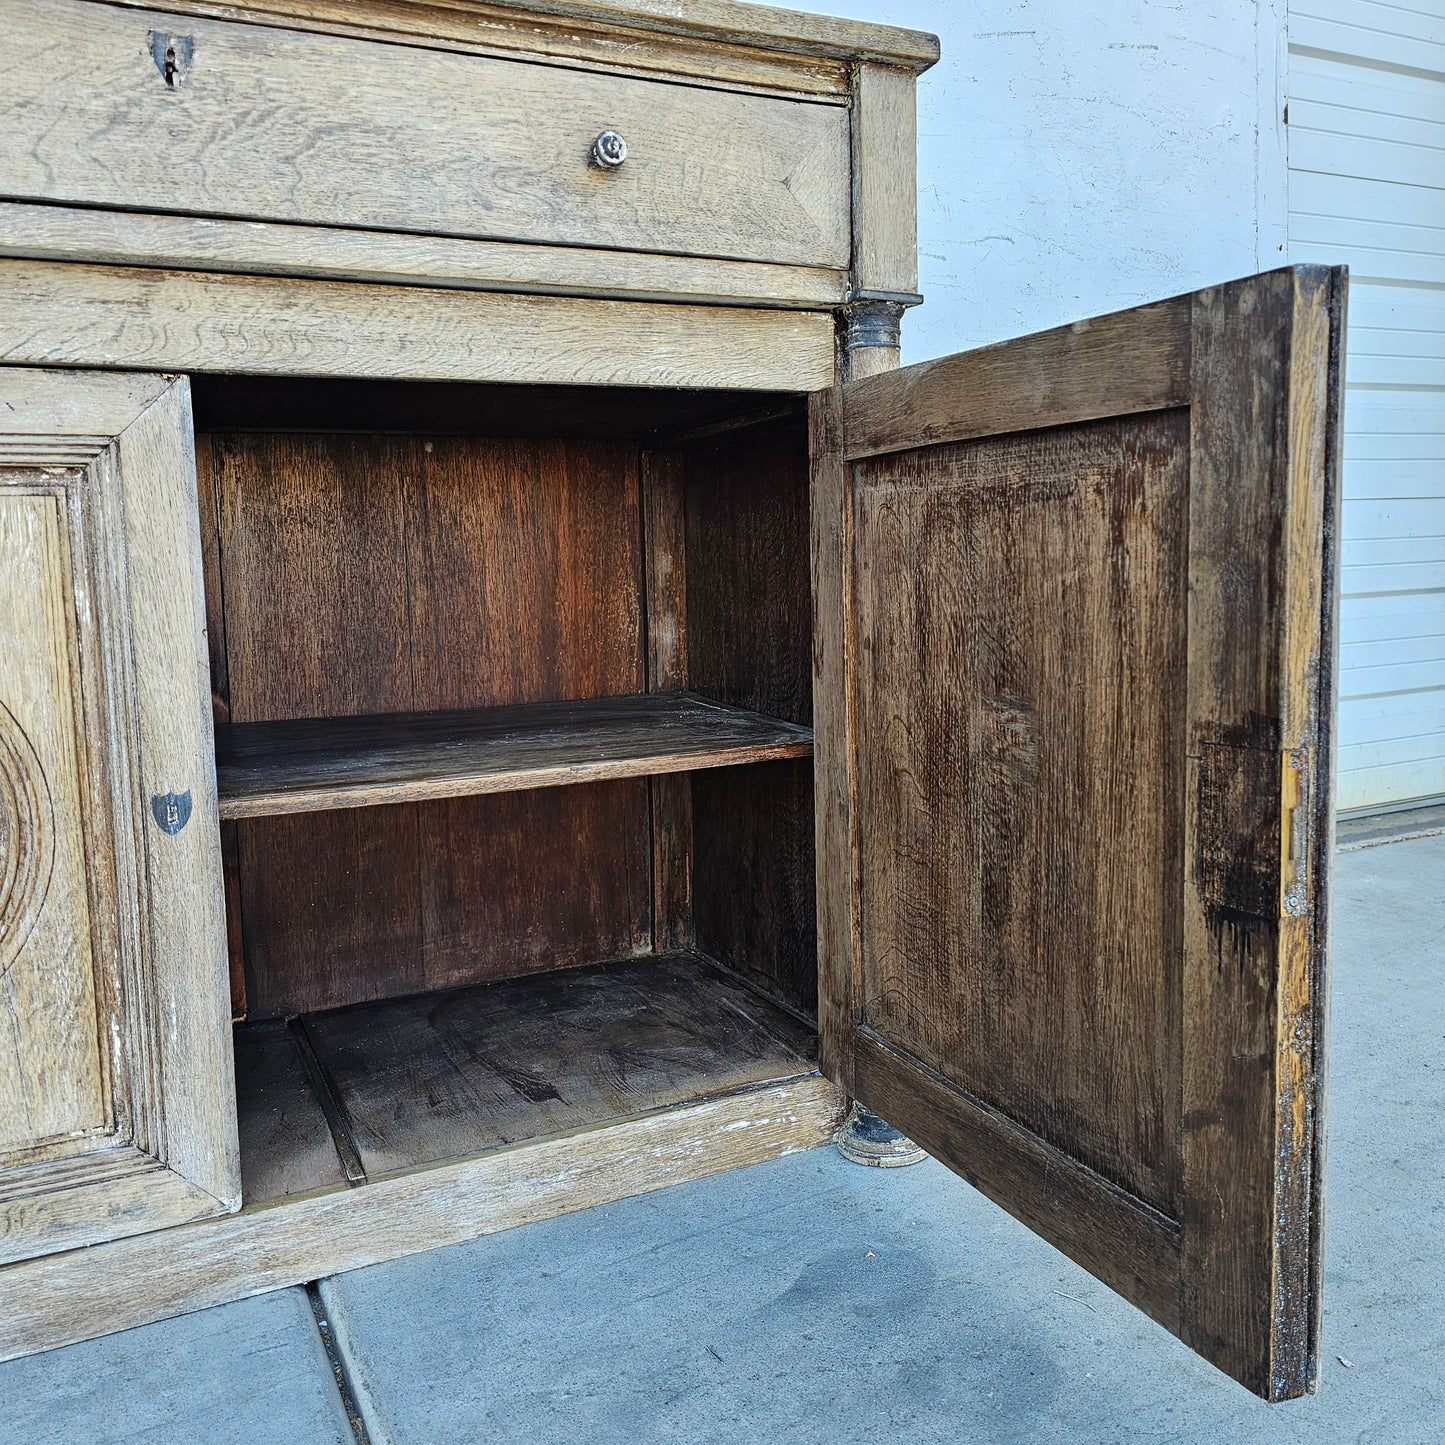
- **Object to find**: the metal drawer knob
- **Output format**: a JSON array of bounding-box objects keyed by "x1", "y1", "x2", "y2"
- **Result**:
[{"x1": 590, "y1": 131, "x2": 628, "y2": 169}]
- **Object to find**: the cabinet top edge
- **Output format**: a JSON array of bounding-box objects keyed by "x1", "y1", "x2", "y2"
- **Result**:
[{"x1": 94, "y1": 0, "x2": 941, "y2": 73}]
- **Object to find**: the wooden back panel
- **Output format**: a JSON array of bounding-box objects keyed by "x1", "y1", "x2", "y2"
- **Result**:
[
  {"x1": 684, "y1": 418, "x2": 817, "y2": 1016},
  {"x1": 202, "y1": 429, "x2": 651, "y2": 1017}
]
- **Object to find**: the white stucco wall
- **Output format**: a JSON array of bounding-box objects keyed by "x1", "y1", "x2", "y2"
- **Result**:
[{"x1": 786, "y1": 0, "x2": 1289, "y2": 364}]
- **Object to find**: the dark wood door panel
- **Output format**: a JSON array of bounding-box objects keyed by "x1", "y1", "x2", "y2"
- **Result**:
[
  {"x1": 815, "y1": 266, "x2": 1346, "y2": 1400},
  {"x1": 851, "y1": 408, "x2": 1189, "y2": 1214}
]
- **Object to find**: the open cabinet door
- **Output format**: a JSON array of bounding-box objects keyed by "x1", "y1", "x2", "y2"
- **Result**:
[{"x1": 812, "y1": 267, "x2": 1344, "y2": 1401}]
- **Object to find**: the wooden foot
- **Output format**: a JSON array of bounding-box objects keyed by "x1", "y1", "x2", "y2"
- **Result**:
[{"x1": 833, "y1": 1102, "x2": 927, "y2": 1167}]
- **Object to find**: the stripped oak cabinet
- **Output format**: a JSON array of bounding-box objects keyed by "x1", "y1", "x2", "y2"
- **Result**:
[{"x1": 0, "y1": 0, "x2": 1343, "y2": 1403}]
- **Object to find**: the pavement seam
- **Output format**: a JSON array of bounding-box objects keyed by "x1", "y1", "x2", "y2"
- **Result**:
[{"x1": 307, "y1": 1281, "x2": 374, "y2": 1445}]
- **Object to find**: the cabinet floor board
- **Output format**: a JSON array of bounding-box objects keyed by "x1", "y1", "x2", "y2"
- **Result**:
[
  {"x1": 233, "y1": 1023, "x2": 349, "y2": 1206},
  {"x1": 232, "y1": 953, "x2": 821, "y2": 1196}
]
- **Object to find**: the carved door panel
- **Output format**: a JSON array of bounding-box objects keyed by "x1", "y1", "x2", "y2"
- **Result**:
[
  {"x1": 0, "y1": 369, "x2": 237, "y2": 1263},
  {"x1": 813, "y1": 267, "x2": 1345, "y2": 1399}
]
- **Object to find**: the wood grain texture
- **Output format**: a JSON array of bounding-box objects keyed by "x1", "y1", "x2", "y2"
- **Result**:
[
  {"x1": 851, "y1": 410, "x2": 1190, "y2": 1213},
  {"x1": 649, "y1": 773, "x2": 694, "y2": 953},
  {"x1": 643, "y1": 452, "x2": 689, "y2": 696},
  {"x1": 808, "y1": 385, "x2": 857, "y2": 1082},
  {"x1": 823, "y1": 267, "x2": 1345, "y2": 1401},
  {"x1": 0, "y1": 205, "x2": 845, "y2": 312},
  {"x1": 217, "y1": 428, "x2": 421, "y2": 1018},
  {"x1": 684, "y1": 416, "x2": 817, "y2": 1014},
  {"x1": 114, "y1": 379, "x2": 239, "y2": 1203},
  {"x1": 0, "y1": 490, "x2": 110, "y2": 1160},
  {"x1": 415, "y1": 783, "x2": 652, "y2": 994},
  {"x1": 685, "y1": 419, "x2": 814, "y2": 728},
  {"x1": 642, "y1": 451, "x2": 694, "y2": 952},
  {"x1": 98, "y1": 0, "x2": 940, "y2": 73},
  {"x1": 217, "y1": 695, "x2": 812, "y2": 817},
  {"x1": 2, "y1": 0, "x2": 848, "y2": 269},
  {"x1": 842, "y1": 295, "x2": 1192, "y2": 462},
  {"x1": 693, "y1": 758, "x2": 817, "y2": 1017},
  {"x1": 0, "y1": 369, "x2": 237, "y2": 1264},
  {"x1": 1178, "y1": 267, "x2": 1345, "y2": 1401},
  {"x1": 300, "y1": 954, "x2": 818, "y2": 1176},
  {"x1": 851, "y1": 64, "x2": 919, "y2": 297},
  {"x1": 1304, "y1": 268, "x2": 1346, "y2": 1394},
  {"x1": 232, "y1": 1022, "x2": 347, "y2": 1204},
  {"x1": 216, "y1": 432, "x2": 410, "y2": 724},
  {"x1": 213, "y1": 427, "x2": 656, "y2": 1016},
  {"x1": 0, "y1": 1073, "x2": 846, "y2": 1362},
  {"x1": 239, "y1": 806, "x2": 422, "y2": 1018},
  {"x1": 238, "y1": 781, "x2": 657, "y2": 1017},
  {"x1": 193, "y1": 437, "x2": 247, "y2": 1018},
  {"x1": 409, "y1": 435, "x2": 644, "y2": 709},
  {"x1": 0, "y1": 260, "x2": 837, "y2": 393},
  {"x1": 241, "y1": 791, "x2": 655, "y2": 1019},
  {"x1": 94, "y1": 0, "x2": 855, "y2": 98}
]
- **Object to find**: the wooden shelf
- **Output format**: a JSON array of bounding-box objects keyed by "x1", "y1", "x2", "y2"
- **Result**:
[{"x1": 215, "y1": 692, "x2": 813, "y2": 819}]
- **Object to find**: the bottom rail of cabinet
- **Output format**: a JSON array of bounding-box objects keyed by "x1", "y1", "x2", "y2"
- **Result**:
[{"x1": 0, "y1": 1073, "x2": 844, "y2": 1362}]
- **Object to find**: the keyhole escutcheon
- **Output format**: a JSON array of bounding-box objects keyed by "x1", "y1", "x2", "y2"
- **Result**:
[{"x1": 148, "y1": 31, "x2": 194, "y2": 88}]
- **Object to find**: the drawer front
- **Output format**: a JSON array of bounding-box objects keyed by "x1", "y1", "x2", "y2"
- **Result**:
[{"x1": 1, "y1": 0, "x2": 852, "y2": 272}]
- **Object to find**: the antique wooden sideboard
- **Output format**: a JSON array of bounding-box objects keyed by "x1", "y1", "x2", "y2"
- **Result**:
[{"x1": 0, "y1": 0, "x2": 1343, "y2": 1402}]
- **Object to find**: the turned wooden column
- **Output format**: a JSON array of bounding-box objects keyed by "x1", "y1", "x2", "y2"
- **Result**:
[{"x1": 839, "y1": 296, "x2": 910, "y2": 382}]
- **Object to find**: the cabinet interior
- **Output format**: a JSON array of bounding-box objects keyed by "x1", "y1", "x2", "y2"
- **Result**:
[{"x1": 189, "y1": 375, "x2": 819, "y2": 1205}]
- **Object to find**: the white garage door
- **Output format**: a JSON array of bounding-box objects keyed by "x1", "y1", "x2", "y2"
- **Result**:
[{"x1": 1289, "y1": 0, "x2": 1445, "y2": 813}]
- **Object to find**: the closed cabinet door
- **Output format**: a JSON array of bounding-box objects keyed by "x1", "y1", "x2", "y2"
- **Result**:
[
  {"x1": 812, "y1": 266, "x2": 1345, "y2": 1401},
  {"x1": 0, "y1": 369, "x2": 238, "y2": 1264}
]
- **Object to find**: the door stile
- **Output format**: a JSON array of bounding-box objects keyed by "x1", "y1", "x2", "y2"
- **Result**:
[
  {"x1": 1179, "y1": 267, "x2": 1345, "y2": 1399},
  {"x1": 809, "y1": 384, "x2": 860, "y2": 1095}
]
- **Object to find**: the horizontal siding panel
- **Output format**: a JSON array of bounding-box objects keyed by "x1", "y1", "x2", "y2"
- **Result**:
[
  {"x1": 1340, "y1": 392, "x2": 1445, "y2": 437},
  {"x1": 1351, "y1": 322, "x2": 1445, "y2": 364},
  {"x1": 1345, "y1": 331, "x2": 1445, "y2": 385},
  {"x1": 1344, "y1": 351, "x2": 1445, "y2": 386},
  {"x1": 1347, "y1": 281, "x2": 1445, "y2": 331},
  {"x1": 1286, "y1": 235, "x2": 1445, "y2": 288},
  {"x1": 1292, "y1": 7, "x2": 1445, "y2": 73},
  {"x1": 1342, "y1": 591, "x2": 1445, "y2": 643},
  {"x1": 1289, "y1": 171, "x2": 1444, "y2": 232},
  {"x1": 1342, "y1": 558, "x2": 1445, "y2": 594},
  {"x1": 1341, "y1": 655, "x2": 1445, "y2": 695},
  {"x1": 1342, "y1": 497, "x2": 1445, "y2": 540},
  {"x1": 1336, "y1": 758, "x2": 1445, "y2": 811},
  {"x1": 1291, "y1": 49, "x2": 1445, "y2": 119},
  {"x1": 1289, "y1": 129, "x2": 1444, "y2": 193},
  {"x1": 1343, "y1": 534, "x2": 1445, "y2": 568},
  {"x1": 1348, "y1": 282, "x2": 1445, "y2": 334},
  {"x1": 1342, "y1": 431, "x2": 1445, "y2": 462},
  {"x1": 1341, "y1": 459, "x2": 1445, "y2": 501},
  {"x1": 1338, "y1": 686, "x2": 1445, "y2": 746},
  {"x1": 1338, "y1": 736, "x2": 1445, "y2": 778},
  {"x1": 1293, "y1": 0, "x2": 1445, "y2": 42}
]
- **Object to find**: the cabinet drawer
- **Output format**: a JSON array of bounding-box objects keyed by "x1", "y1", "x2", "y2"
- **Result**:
[{"x1": 1, "y1": 0, "x2": 851, "y2": 273}]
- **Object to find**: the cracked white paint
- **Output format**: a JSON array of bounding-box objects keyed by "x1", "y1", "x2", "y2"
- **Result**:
[{"x1": 791, "y1": 0, "x2": 1288, "y2": 362}]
